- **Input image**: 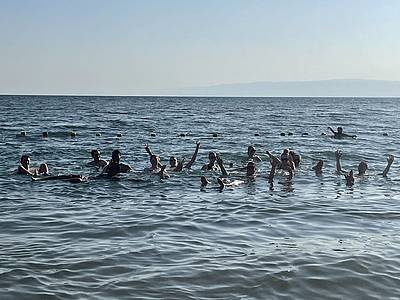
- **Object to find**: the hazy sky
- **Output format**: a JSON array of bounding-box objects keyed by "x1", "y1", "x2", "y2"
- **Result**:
[{"x1": 1, "y1": 0, "x2": 400, "y2": 94}]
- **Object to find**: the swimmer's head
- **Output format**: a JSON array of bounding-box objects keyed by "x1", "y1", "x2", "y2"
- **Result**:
[
  {"x1": 316, "y1": 160, "x2": 324, "y2": 168},
  {"x1": 337, "y1": 127, "x2": 343, "y2": 134},
  {"x1": 208, "y1": 152, "x2": 217, "y2": 163},
  {"x1": 111, "y1": 150, "x2": 121, "y2": 162},
  {"x1": 150, "y1": 154, "x2": 160, "y2": 167},
  {"x1": 200, "y1": 176, "x2": 209, "y2": 186},
  {"x1": 358, "y1": 160, "x2": 368, "y2": 175},
  {"x1": 169, "y1": 156, "x2": 178, "y2": 167},
  {"x1": 313, "y1": 160, "x2": 324, "y2": 172},
  {"x1": 247, "y1": 146, "x2": 256, "y2": 157},
  {"x1": 91, "y1": 150, "x2": 100, "y2": 159},
  {"x1": 20, "y1": 154, "x2": 30, "y2": 165},
  {"x1": 246, "y1": 161, "x2": 256, "y2": 176}
]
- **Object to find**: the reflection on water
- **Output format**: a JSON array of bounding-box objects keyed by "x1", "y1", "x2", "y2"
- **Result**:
[{"x1": 1, "y1": 96, "x2": 400, "y2": 299}]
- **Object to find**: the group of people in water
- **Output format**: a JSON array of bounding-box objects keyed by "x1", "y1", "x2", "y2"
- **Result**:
[{"x1": 17, "y1": 127, "x2": 395, "y2": 189}]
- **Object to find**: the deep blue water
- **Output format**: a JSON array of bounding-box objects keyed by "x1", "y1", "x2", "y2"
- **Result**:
[{"x1": 1, "y1": 95, "x2": 400, "y2": 299}]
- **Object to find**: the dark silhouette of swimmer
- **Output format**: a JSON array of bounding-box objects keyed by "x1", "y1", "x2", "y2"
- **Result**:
[
  {"x1": 328, "y1": 126, "x2": 357, "y2": 139},
  {"x1": 169, "y1": 141, "x2": 201, "y2": 171},
  {"x1": 289, "y1": 150, "x2": 301, "y2": 167},
  {"x1": 18, "y1": 154, "x2": 48, "y2": 176},
  {"x1": 102, "y1": 150, "x2": 132, "y2": 178},
  {"x1": 312, "y1": 160, "x2": 324, "y2": 174},
  {"x1": 87, "y1": 150, "x2": 108, "y2": 168},
  {"x1": 202, "y1": 152, "x2": 219, "y2": 171},
  {"x1": 247, "y1": 146, "x2": 262, "y2": 163},
  {"x1": 335, "y1": 150, "x2": 394, "y2": 186}
]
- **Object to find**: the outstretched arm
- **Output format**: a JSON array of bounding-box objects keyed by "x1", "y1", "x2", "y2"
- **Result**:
[
  {"x1": 184, "y1": 141, "x2": 200, "y2": 169},
  {"x1": 381, "y1": 154, "x2": 394, "y2": 177},
  {"x1": 328, "y1": 127, "x2": 336, "y2": 134}
]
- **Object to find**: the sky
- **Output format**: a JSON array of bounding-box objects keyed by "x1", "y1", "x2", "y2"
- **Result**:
[{"x1": 1, "y1": 0, "x2": 400, "y2": 95}]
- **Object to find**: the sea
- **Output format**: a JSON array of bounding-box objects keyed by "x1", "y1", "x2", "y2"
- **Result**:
[{"x1": 1, "y1": 95, "x2": 400, "y2": 299}]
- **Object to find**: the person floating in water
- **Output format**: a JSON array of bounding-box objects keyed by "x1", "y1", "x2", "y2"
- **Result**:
[
  {"x1": 87, "y1": 149, "x2": 108, "y2": 168},
  {"x1": 101, "y1": 150, "x2": 132, "y2": 179},
  {"x1": 18, "y1": 154, "x2": 48, "y2": 176},
  {"x1": 246, "y1": 146, "x2": 262, "y2": 163},
  {"x1": 18, "y1": 154, "x2": 87, "y2": 183},
  {"x1": 143, "y1": 145, "x2": 170, "y2": 178},
  {"x1": 201, "y1": 154, "x2": 256, "y2": 191},
  {"x1": 335, "y1": 149, "x2": 394, "y2": 186},
  {"x1": 168, "y1": 141, "x2": 201, "y2": 171},
  {"x1": 328, "y1": 126, "x2": 357, "y2": 139},
  {"x1": 147, "y1": 141, "x2": 201, "y2": 172},
  {"x1": 201, "y1": 151, "x2": 220, "y2": 171},
  {"x1": 312, "y1": 160, "x2": 324, "y2": 175},
  {"x1": 200, "y1": 176, "x2": 244, "y2": 192}
]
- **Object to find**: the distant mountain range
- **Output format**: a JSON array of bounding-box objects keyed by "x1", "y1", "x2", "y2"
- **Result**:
[{"x1": 173, "y1": 79, "x2": 400, "y2": 97}]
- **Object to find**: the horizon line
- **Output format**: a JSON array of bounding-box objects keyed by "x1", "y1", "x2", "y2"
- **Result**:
[{"x1": 1, "y1": 93, "x2": 400, "y2": 98}]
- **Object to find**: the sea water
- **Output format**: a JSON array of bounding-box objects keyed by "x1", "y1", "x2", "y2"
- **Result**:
[{"x1": 0, "y1": 95, "x2": 400, "y2": 299}]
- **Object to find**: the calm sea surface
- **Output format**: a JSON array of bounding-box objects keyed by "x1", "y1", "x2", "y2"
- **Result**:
[{"x1": 1, "y1": 95, "x2": 400, "y2": 299}]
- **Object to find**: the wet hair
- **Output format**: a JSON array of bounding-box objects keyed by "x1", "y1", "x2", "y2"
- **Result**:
[
  {"x1": 247, "y1": 146, "x2": 256, "y2": 155},
  {"x1": 169, "y1": 156, "x2": 177, "y2": 166},
  {"x1": 91, "y1": 149, "x2": 100, "y2": 158},
  {"x1": 208, "y1": 152, "x2": 216, "y2": 160},
  {"x1": 111, "y1": 150, "x2": 121, "y2": 160},
  {"x1": 358, "y1": 161, "x2": 368, "y2": 174},
  {"x1": 20, "y1": 154, "x2": 30, "y2": 164},
  {"x1": 337, "y1": 127, "x2": 343, "y2": 134}
]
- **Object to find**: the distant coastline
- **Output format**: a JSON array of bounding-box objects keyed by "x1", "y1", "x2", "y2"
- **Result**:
[
  {"x1": 175, "y1": 79, "x2": 400, "y2": 97},
  {"x1": 2, "y1": 79, "x2": 400, "y2": 97}
]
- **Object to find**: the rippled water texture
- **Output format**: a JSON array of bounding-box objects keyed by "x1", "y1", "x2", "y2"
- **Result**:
[{"x1": 1, "y1": 96, "x2": 400, "y2": 299}]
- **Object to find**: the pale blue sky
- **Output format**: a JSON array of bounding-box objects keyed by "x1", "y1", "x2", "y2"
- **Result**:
[{"x1": 1, "y1": 0, "x2": 400, "y2": 94}]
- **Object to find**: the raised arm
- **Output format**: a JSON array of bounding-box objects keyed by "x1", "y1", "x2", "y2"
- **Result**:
[
  {"x1": 216, "y1": 155, "x2": 229, "y2": 176},
  {"x1": 184, "y1": 141, "x2": 200, "y2": 169},
  {"x1": 335, "y1": 150, "x2": 345, "y2": 173},
  {"x1": 144, "y1": 144, "x2": 153, "y2": 157},
  {"x1": 267, "y1": 157, "x2": 279, "y2": 183},
  {"x1": 381, "y1": 154, "x2": 394, "y2": 177},
  {"x1": 266, "y1": 150, "x2": 281, "y2": 166},
  {"x1": 328, "y1": 127, "x2": 336, "y2": 135}
]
